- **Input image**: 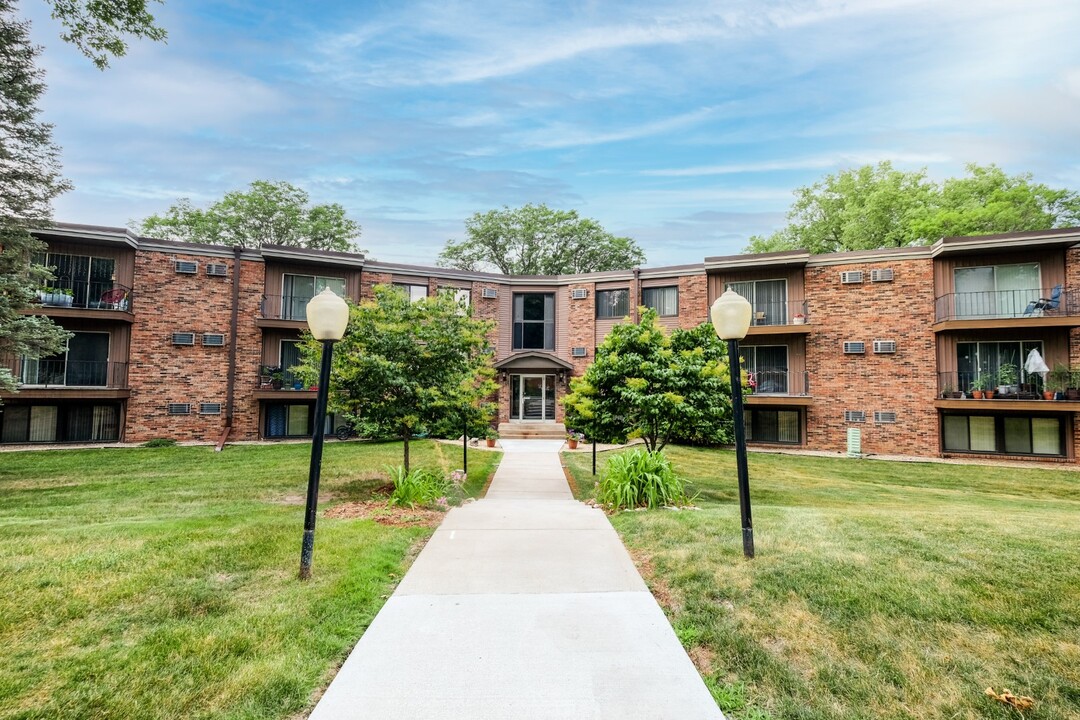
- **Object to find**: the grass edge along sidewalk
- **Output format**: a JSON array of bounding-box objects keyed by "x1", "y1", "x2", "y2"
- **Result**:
[
  {"x1": 0, "y1": 440, "x2": 500, "y2": 720},
  {"x1": 564, "y1": 446, "x2": 1080, "y2": 720}
]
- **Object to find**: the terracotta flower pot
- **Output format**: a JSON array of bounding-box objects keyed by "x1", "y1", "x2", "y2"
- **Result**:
[
  {"x1": 486, "y1": 438, "x2": 496, "y2": 448},
  {"x1": 568, "y1": 439, "x2": 578, "y2": 449},
  {"x1": 1043, "y1": 391, "x2": 1055, "y2": 400},
  {"x1": 972, "y1": 390, "x2": 984, "y2": 399},
  {"x1": 984, "y1": 390, "x2": 995, "y2": 399}
]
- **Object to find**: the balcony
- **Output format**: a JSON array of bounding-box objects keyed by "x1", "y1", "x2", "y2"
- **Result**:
[
  {"x1": 934, "y1": 371, "x2": 1080, "y2": 411},
  {"x1": 253, "y1": 365, "x2": 316, "y2": 400},
  {"x1": 258, "y1": 295, "x2": 313, "y2": 328},
  {"x1": 745, "y1": 299, "x2": 810, "y2": 335},
  {"x1": 933, "y1": 286, "x2": 1078, "y2": 330},
  {"x1": 33, "y1": 280, "x2": 133, "y2": 319},
  {"x1": 4, "y1": 359, "x2": 130, "y2": 399},
  {"x1": 745, "y1": 369, "x2": 813, "y2": 406}
]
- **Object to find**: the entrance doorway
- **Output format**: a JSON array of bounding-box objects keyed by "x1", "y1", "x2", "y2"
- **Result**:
[{"x1": 510, "y1": 374, "x2": 557, "y2": 421}]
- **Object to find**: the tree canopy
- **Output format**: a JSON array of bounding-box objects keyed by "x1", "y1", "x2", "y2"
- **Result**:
[
  {"x1": 562, "y1": 309, "x2": 735, "y2": 452},
  {"x1": 299, "y1": 286, "x2": 496, "y2": 470},
  {"x1": 135, "y1": 180, "x2": 363, "y2": 252},
  {"x1": 439, "y1": 203, "x2": 646, "y2": 275},
  {"x1": 746, "y1": 162, "x2": 1080, "y2": 254},
  {"x1": 46, "y1": 0, "x2": 166, "y2": 69}
]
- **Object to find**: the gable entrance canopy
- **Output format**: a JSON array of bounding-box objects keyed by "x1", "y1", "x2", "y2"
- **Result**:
[{"x1": 494, "y1": 352, "x2": 574, "y2": 381}]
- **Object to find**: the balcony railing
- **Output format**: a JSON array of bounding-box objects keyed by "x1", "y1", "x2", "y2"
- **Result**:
[
  {"x1": 257, "y1": 365, "x2": 308, "y2": 391},
  {"x1": 934, "y1": 286, "x2": 1076, "y2": 322},
  {"x1": 36, "y1": 280, "x2": 133, "y2": 312},
  {"x1": 748, "y1": 369, "x2": 810, "y2": 396},
  {"x1": 937, "y1": 371, "x2": 1047, "y2": 399},
  {"x1": 14, "y1": 359, "x2": 128, "y2": 388},
  {"x1": 749, "y1": 299, "x2": 809, "y2": 327},
  {"x1": 260, "y1": 295, "x2": 315, "y2": 322}
]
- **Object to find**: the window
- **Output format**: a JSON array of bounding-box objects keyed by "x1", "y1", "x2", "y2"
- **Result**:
[
  {"x1": 745, "y1": 409, "x2": 800, "y2": 444},
  {"x1": 727, "y1": 279, "x2": 787, "y2": 326},
  {"x1": 21, "y1": 332, "x2": 109, "y2": 387},
  {"x1": 440, "y1": 286, "x2": 471, "y2": 310},
  {"x1": 953, "y1": 263, "x2": 1040, "y2": 318},
  {"x1": 513, "y1": 293, "x2": 555, "y2": 350},
  {"x1": 642, "y1": 286, "x2": 678, "y2": 316},
  {"x1": 596, "y1": 289, "x2": 630, "y2": 319},
  {"x1": 280, "y1": 340, "x2": 303, "y2": 388},
  {"x1": 393, "y1": 283, "x2": 428, "y2": 303},
  {"x1": 282, "y1": 274, "x2": 346, "y2": 321},
  {"x1": 1, "y1": 403, "x2": 120, "y2": 443},
  {"x1": 740, "y1": 346, "x2": 789, "y2": 394},
  {"x1": 264, "y1": 402, "x2": 336, "y2": 438},
  {"x1": 943, "y1": 414, "x2": 1064, "y2": 456},
  {"x1": 32, "y1": 251, "x2": 117, "y2": 309},
  {"x1": 957, "y1": 340, "x2": 1044, "y2": 392}
]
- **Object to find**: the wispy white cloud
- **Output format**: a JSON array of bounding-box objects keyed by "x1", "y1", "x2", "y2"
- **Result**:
[
  {"x1": 642, "y1": 151, "x2": 952, "y2": 177},
  {"x1": 517, "y1": 106, "x2": 721, "y2": 150}
]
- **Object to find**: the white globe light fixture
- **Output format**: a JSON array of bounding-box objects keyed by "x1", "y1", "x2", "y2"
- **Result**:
[
  {"x1": 710, "y1": 288, "x2": 755, "y2": 558},
  {"x1": 299, "y1": 287, "x2": 349, "y2": 579},
  {"x1": 305, "y1": 287, "x2": 349, "y2": 341},
  {"x1": 710, "y1": 288, "x2": 753, "y2": 340}
]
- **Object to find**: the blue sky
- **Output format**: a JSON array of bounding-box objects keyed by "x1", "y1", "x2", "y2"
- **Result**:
[{"x1": 25, "y1": 0, "x2": 1080, "y2": 267}]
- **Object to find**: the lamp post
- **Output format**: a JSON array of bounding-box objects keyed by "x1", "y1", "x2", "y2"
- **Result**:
[
  {"x1": 299, "y1": 288, "x2": 350, "y2": 580},
  {"x1": 710, "y1": 289, "x2": 755, "y2": 559}
]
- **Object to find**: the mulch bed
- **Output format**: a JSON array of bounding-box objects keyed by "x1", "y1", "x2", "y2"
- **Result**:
[{"x1": 324, "y1": 500, "x2": 445, "y2": 527}]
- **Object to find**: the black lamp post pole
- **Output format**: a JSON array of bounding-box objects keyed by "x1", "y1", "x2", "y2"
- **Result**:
[
  {"x1": 463, "y1": 412, "x2": 468, "y2": 475},
  {"x1": 592, "y1": 436, "x2": 597, "y2": 476},
  {"x1": 299, "y1": 339, "x2": 336, "y2": 580},
  {"x1": 727, "y1": 337, "x2": 755, "y2": 559}
]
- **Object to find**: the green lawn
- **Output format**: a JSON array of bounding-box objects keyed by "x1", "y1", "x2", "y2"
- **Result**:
[
  {"x1": 0, "y1": 440, "x2": 499, "y2": 720},
  {"x1": 564, "y1": 447, "x2": 1080, "y2": 720}
]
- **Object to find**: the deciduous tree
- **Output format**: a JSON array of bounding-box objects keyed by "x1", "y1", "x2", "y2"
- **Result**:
[
  {"x1": 439, "y1": 203, "x2": 645, "y2": 274},
  {"x1": 135, "y1": 180, "x2": 363, "y2": 252},
  {"x1": 746, "y1": 162, "x2": 1080, "y2": 254},
  {"x1": 562, "y1": 309, "x2": 734, "y2": 452},
  {"x1": 299, "y1": 286, "x2": 496, "y2": 470}
]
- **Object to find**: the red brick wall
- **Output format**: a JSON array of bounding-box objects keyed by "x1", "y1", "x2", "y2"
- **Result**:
[
  {"x1": 1067, "y1": 248, "x2": 1080, "y2": 456},
  {"x1": 678, "y1": 275, "x2": 709, "y2": 328},
  {"x1": 126, "y1": 250, "x2": 262, "y2": 443},
  {"x1": 804, "y1": 259, "x2": 939, "y2": 456},
  {"x1": 360, "y1": 271, "x2": 392, "y2": 300}
]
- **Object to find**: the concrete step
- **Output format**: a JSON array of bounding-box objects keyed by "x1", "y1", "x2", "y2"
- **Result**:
[{"x1": 498, "y1": 422, "x2": 566, "y2": 439}]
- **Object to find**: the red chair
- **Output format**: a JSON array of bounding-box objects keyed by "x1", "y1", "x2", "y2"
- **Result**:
[{"x1": 99, "y1": 288, "x2": 129, "y2": 309}]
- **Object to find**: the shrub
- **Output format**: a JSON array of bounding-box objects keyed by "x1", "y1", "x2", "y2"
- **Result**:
[
  {"x1": 597, "y1": 448, "x2": 690, "y2": 510},
  {"x1": 385, "y1": 465, "x2": 451, "y2": 508},
  {"x1": 141, "y1": 438, "x2": 177, "y2": 448}
]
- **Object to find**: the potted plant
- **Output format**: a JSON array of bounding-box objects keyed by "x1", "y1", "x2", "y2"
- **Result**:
[
  {"x1": 566, "y1": 430, "x2": 585, "y2": 449},
  {"x1": 969, "y1": 376, "x2": 986, "y2": 399},
  {"x1": 1047, "y1": 364, "x2": 1071, "y2": 400},
  {"x1": 485, "y1": 428, "x2": 498, "y2": 448},
  {"x1": 792, "y1": 313, "x2": 806, "y2": 325},
  {"x1": 270, "y1": 369, "x2": 284, "y2": 390},
  {"x1": 996, "y1": 363, "x2": 1019, "y2": 396},
  {"x1": 1069, "y1": 368, "x2": 1080, "y2": 401},
  {"x1": 981, "y1": 373, "x2": 996, "y2": 399}
]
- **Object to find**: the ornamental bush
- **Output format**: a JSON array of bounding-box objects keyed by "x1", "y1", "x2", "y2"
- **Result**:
[{"x1": 597, "y1": 448, "x2": 691, "y2": 510}]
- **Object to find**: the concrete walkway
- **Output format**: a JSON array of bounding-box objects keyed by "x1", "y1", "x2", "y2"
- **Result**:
[{"x1": 309, "y1": 442, "x2": 724, "y2": 719}]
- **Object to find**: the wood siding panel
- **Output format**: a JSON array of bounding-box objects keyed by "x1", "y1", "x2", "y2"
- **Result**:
[
  {"x1": 708, "y1": 267, "x2": 805, "y2": 304},
  {"x1": 934, "y1": 249, "x2": 1066, "y2": 297}
]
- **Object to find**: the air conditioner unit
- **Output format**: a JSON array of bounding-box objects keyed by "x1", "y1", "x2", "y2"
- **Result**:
[
  {"x1": 206, "y1": 263, "x2": 228, "y2": 277},
  {"x1": 199, "y1": 403, "x2": 222, "y2": 415},
  {"x1": 870, "y1": 268, "x2": 894, "y2": 282},
  {"x1": 167, "y1": 403, "x2": 191, "y2": 415},
  {"x1": 174, "y1": 260, "x2": 198, "y2": 274},
  {"x1": 874, "y1": 411, "x2": 897, "y2": 423},
  {"x1": 840, "y1": 270, "x2": 863, "y2": 284},
  {"x1": 571, "y1": 346, "x2": 587, "y2": 357},
  {"x1": 202, "y1": 333, "x2": 226, "y2": 347},
  {"x1": 481, "y1": 288, "x2": 498, "y2": 299},
  {"x1": 873, "y1": 340, "x2": 897, "y2": 354},
  {"x1": 843, "y1": 341, "x2": 866, "y2": 354},
  {"x1": 844, "y1": 410, "x2": 866, "y2": 423},
  {"x1": 570, "y1": 288, "x2": 589, "y2": 300},
  {"x1": 171, "y1": 332, "x2": 196, "y2": 346}
]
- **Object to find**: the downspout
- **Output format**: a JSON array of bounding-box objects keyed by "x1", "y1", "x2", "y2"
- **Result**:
[
  {"x1": 218, "y1": 246, "x2": 242, "y2": 451},
  {"x1": 632, "y1": 267, "x2": 641, "y2": 323}
]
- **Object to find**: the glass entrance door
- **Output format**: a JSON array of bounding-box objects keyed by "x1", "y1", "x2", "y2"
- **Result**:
[{"x1": 510, "y1": 374, "x2": 557, "y2": 421}]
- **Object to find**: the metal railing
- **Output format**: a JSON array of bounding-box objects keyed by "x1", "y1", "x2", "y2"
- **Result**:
[
  {"x1": 934, "y1": 286, "x2": 1075, "y2": 322},
  {"x1": 260, "y1": 295, "x2": 315, "y2": 321},
  {"x1": 937, "y1": 371, "x2": 1047, "y2": 399},
  {"x1": 748, "y1": 369, "x2": 810, "y2": 396},
  {"x1": 749, "y1": 299, "x2": 809, "y2": 327},
  {"x1": 36, "y1": 280, "x2": 133, "y2": 312},
  {"x1": 257, "y1": 365, "x2": 307, "y2": 390},
  {"x1": 14, "y1": 359, "x2": 128, "y2": 388}
]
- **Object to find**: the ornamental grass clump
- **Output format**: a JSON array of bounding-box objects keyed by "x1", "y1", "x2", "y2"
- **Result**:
[
  {"x1": 597, "y1": 448, "x2": 691, "y2": 510},
  {"x1": 385, "y1": 465, "x2": 451, "y2": 508}
]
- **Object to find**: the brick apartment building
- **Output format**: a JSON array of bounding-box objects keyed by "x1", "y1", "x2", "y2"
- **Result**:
[{"x1": 3, "y1": 222, "x2": 1079, "y2": 463}]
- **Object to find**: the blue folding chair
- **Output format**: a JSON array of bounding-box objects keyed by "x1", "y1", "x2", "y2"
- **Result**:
[{"x1": 1024, "y1": 284, "x2": 1062, "y2": 316}]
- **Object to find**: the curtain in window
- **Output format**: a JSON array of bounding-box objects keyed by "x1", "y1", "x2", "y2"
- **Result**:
[
  {"x1": 66, "y1": 332, "x2": 109, "y2": 386},
  {"x1": 280, "y1": 341, "x2": 302, "y2": 387},
  {"x1": 29, "y1": 406, "x2": 57, "y2": 442},
  {"x1": 287, "y1": 405, "x2": 310, "y2": 436},
  {"x1": 995, "y1": 264, "x2": 1040, "y2": 317},
  {"x1": 1031, "y1": 418, "x2": 1061, "y2": 455},
  {"x1": 2, "y1": 406, "x2": 30, "y2": 443},
  {"x1": 642, "y1": 287, "x2": 678, "y2": 316},
  {"x1": 283, "y1": 275, "x2": 314, "y2": 320},
  {"x1": 954, "y1": 267, "x2": 995, "y2": 317},
  {"x1": 943, "y1": 416, "x2": 969, "y2": 451},
  {"x1": 756, "y1": 280, "x2": 786, "y2": 326},
  {"x1": 969, "y1": 417, "x2": 996, "y2": 451},
  {"x1": 92, "y1": 405, "x2": 119, "y2": 441},
  {"x1": 597, "y1": 289, "x2": 629, "y2": 318}
]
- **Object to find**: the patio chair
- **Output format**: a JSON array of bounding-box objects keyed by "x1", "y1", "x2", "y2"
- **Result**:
[{"x1": 1023, "y1": 284, "x2": 1062, "y2": 316}]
